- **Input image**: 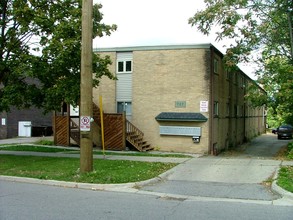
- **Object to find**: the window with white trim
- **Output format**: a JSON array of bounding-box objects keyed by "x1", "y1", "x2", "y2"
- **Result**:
[{"x1": 117, "y1": 60, "x2": 132, "y2": 73}]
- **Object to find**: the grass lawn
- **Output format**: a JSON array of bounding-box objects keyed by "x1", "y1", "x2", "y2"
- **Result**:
[
  {"x1": 276, "y1": 142, "x2": 293, "y2": 193},
  {"x1": 0, "y1": 155, "x2": 176, "y2": 184},
  {"x1": 277, "y1": 166, "x2": 293, "y2": 193}
]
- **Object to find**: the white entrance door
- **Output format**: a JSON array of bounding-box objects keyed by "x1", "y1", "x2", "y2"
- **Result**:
[{"x1": 18, "y1": 121, "x2": 32, "y2": 137}]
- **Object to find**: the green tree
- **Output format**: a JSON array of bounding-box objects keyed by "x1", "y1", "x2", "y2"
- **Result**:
[
  {"x1": 0, "y1": 0, "x2": 116, "y2": 112},
  {"x1": 189, "y1": 0, "x2": 293, "y2": 125}
]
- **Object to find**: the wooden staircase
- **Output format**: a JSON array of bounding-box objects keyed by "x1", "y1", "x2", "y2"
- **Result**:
[
  {"x1": 69, "y1": 103, "x2": 153, "y2": 152},
  {"x1": 126, "y1": 120, "x2": 153, "y2": 152}
]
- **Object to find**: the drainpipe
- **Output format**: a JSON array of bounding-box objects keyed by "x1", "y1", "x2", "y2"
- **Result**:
[
  {"x1": 209, "y1": 45, "x2": 214, "y2": 155},
  {"x1": 243, "y1": 82, "x2": 246, "y2": 143}
]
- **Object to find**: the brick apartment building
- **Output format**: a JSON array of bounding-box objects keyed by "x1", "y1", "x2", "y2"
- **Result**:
[{"x1": 92, "y1": 44, "x2": 266, "y2": 154}]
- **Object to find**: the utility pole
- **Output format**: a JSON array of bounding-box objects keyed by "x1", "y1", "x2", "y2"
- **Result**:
[{"x1": 80, "y1": 0, "x2": 93, "y2": 173}]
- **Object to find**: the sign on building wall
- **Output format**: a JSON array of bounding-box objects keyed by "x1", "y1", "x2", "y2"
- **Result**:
[
  {"x1": 1, "y1": 118, "x2": 6, "y2": 125},
  {"x1": 175, "y1": 101, "x2": 186, "y2": 108},
  {"x1": 200, "y1": 101, "x2": 208, "y2": 112}
]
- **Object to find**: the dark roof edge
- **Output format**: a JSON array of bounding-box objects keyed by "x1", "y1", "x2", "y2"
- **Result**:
[
  {"x1": 94, "y1": 43, "x2": 213, "y2": 52},
  {"x1": 155, "y1": 112, "x2": 208, "y2": 122},
  {"x1": 156, "y1": 118, "x2": 208, "y2": 122}
]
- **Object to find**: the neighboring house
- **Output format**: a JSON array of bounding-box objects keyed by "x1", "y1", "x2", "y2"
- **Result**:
[
  {"x1": 92, "y1": 44, "x2": 266, "y2": 154},
  {"x1": 0, "y1": 108, "x2": 53, "y2": 139}
]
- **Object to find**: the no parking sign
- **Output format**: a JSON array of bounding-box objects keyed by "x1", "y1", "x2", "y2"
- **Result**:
[{"x1": 80, "y1": 116, "x2": 91, "y2": 131}]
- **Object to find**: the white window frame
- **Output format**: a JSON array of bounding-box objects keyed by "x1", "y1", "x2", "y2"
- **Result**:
[{"x1": 117, "y1": 60, "x2": 132, "y2": 73}]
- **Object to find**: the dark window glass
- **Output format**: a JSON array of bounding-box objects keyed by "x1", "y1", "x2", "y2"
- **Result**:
[
  {"x1": 118, "y1": 61, "x2": 124, "y2": 72},
  {"x1": 126, "y1": 61, "x2": 132, "y2": 72}
]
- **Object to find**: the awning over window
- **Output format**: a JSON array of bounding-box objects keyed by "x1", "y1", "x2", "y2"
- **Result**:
[{"x1": 155, "y1": 112, "x2": 208, "y2": 122}]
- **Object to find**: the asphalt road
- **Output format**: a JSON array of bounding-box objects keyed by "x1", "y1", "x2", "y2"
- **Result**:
[{"x1": 1, "y1": 181, "x2": 293, "y2": 220}]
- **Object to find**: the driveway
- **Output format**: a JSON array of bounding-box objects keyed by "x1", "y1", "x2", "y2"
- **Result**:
[
  {"x1": 230, "y1": 133, "x2": 291, "y2": 158},
  {"x1": 140, "y1": 133, "x2": 293, "y2": 202}
]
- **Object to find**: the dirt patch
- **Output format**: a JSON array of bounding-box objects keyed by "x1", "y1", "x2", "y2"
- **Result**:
[{"x1": 275, "y1": 145, "x2": 289, "y2": 160}]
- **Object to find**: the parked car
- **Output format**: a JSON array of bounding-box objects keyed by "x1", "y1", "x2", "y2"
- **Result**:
[{"x1": 277, "y1": 124, "x2": 293, "y2": 139}]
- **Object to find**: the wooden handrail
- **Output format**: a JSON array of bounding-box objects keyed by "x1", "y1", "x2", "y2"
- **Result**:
[
  {"x1": 70, "y1": 118, "x2": 79, "y2": 130},
  {"x1": 126, "y1": 120, "x2": 144, "y2": 137}
]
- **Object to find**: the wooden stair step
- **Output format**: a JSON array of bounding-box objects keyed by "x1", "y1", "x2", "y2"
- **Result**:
[{"x1": 142, "y1": 145, "x2": 154, "y2": 151}]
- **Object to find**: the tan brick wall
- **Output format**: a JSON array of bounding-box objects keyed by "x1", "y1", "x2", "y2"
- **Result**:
[
  {"x1": 131, "y1": 49, "x2": 210, "y2": 153},
  {"x1": 93, "y1": 52, "x2": 117, "y2": 113}
]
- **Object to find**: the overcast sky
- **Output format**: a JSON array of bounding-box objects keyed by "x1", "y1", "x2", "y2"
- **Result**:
[{"x1": 93, "y1": 0, "x2": 257, "y2": 79}]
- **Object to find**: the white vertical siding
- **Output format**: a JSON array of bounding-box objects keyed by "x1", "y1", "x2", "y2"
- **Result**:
[{"x1": 117, "y1": 52, "x2": 133, "y2": 60}]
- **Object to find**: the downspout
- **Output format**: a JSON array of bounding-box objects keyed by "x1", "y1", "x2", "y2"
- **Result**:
[
  {"x1": 243, "y1": 81, "x2": 246, "y2": 143},
  {"x1": 209, "y1": 46, "x2": 214, "y2": 155}
]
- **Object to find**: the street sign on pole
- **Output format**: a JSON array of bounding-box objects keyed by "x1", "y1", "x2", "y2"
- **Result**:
[{"x1": 80, "y1": 116, "x2": 91, "y2": 131}]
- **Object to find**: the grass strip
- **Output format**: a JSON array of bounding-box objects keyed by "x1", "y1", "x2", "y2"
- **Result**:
[
  {"x1": 277, "y1": 166, "x2": 293, "y2": 193},
  {"x1": 0, "y1": 155, "x2": 176, "y2": 184}
]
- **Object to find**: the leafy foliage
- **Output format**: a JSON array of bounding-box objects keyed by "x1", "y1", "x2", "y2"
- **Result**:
[
  {"x1": 0, "y1": 0, "x2": 117, "y2": 112},
  {"x1": 189, "y1": 0, "x2": 293, "y2": 125}
]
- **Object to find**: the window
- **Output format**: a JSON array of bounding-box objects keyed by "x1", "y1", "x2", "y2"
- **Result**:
[
  {"x1": 126, "y1": 61, "x2": 132, "y2": 72},
  {"x1": 117, "y1": 102, "x2": 132, "y2": 121},
  {"x1": 239, "y1": 75, "x2": 244, "y2": 88},
  {"x1": 226, "y1": 102, "x2": 230, "y2": 117},
  {"x1": 214, "y1": 59, "x2": 218, "y2": 74},
  {"x1": 226, "y1": 70, "x2": 230, "y2": 80},
  {"x1": 117, "y1": 102, "x2": 132, "y2": 114},
  {"x1": 233, "y1": 73, "x2": 237, "y2": 84},
  {"x1": 234, "y1": 105, "x2": 237, "y2": 117},
  {"x1": 118, "y1": 61, "x2": 124, "y2": 72},
  {"x1": 117, "y1": 60, "x2": 132, "y2": 73},
  {"x1": 213, "y1": 101, "x2": 219, "y2": 117}
]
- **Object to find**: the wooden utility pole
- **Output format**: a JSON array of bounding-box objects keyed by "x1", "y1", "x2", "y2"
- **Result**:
[{"x1": 80, "y1": 0, "x2": 93, "y2": 173}]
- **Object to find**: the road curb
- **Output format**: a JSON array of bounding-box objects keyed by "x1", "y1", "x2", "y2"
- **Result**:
[
  {"x1": 0, "y1": 175, "x2": 138, "y2": 191},
  {"x1": 271, "y1": 167, "x2": 293, "y2": 201},
  {"x1": 0, "y1": 167, "x2": 174, "y2": 191},
  {"x1": 0, "y1": 162, "x2": 175, "y2": 192}
]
